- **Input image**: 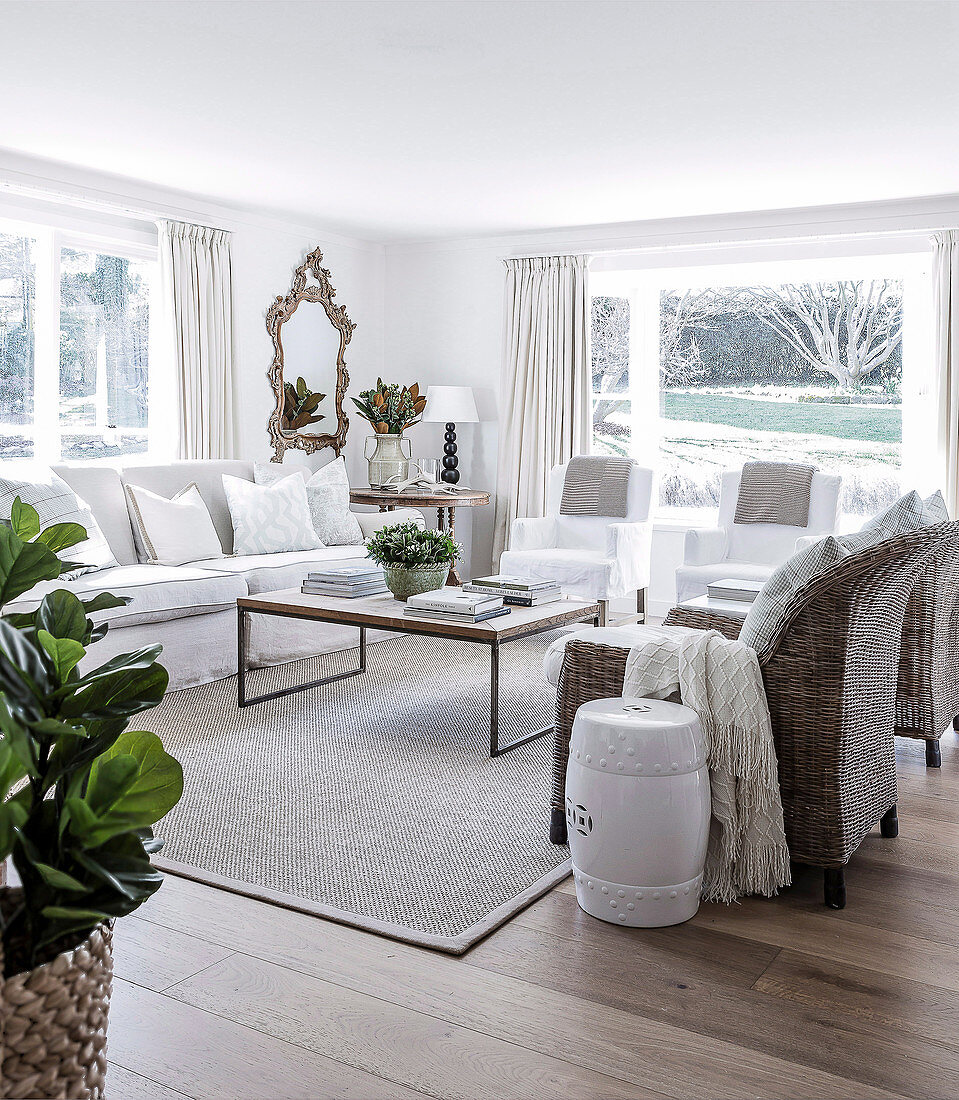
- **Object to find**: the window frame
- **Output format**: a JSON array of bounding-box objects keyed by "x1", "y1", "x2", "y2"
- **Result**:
[
  {"x1": 590, "y1": 249, "x2": 935, "y2": 527},
  {"x1": 0, "y1": 213, "x2": 165, "y2": 467}
]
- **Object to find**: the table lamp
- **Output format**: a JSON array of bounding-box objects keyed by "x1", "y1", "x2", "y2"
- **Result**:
[{"x1": 424, "y1": 385, "x2": 479, "y2": 484}]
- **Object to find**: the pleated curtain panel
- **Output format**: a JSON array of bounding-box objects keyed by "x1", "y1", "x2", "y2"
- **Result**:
[
  {"x1": 158, "y1": 221, "x2": 237, "y2": 460},
  {"x1": 934, "y1": 231, "x2": 959, "y2": 518},
  {"x1": 492, "y1": 254, "x2": 591, "y2": 560}
]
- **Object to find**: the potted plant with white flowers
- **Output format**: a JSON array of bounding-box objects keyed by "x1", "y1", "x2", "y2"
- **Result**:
[{"x1": 0, "y1": 499, "x2": 182, "y2": 1100}]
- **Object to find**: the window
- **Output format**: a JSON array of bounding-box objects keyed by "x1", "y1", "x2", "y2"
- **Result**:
[
  {"x1": 591, "y1": 252, "x2": 934, "y2": 526},
  {"x1": 0, "y1": 219, "x2": 163, "y2": 464}
]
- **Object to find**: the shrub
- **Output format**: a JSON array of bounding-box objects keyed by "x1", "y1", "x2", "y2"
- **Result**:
[{"x1": 365, "y1": 521, "x2": 459, "y2": 567}]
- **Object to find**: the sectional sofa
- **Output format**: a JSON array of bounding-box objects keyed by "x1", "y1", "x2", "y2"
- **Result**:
[{"x1": 5, "y1": 459, "x2": 422, "y2": 689}]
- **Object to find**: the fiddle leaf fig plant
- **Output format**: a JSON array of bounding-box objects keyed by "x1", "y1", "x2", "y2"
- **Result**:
[{"x1": 0, "y1": 498, "x2": 182, "y2": 975}]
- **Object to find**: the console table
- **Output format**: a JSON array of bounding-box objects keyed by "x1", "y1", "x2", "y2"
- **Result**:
[{"x1": 349, "y1": 487, "x2": 491, "y2": 585}]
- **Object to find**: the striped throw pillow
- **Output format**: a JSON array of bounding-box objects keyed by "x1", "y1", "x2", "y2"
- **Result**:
[{"x1": 0, "y1": 473, "x2": 119, "y2": 579}]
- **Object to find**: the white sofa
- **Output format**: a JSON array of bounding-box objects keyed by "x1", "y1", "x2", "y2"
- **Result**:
[
  {"x1": 674, "y1": 467, "x2": 842, "y2": 604},
  {"x1": 5, "y1": 460, "x2": 423, "y2": 690}
]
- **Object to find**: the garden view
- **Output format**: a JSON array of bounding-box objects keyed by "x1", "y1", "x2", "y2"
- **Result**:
[{"x1": 591, "y1": 280, "x2": 904, "y2": 516}]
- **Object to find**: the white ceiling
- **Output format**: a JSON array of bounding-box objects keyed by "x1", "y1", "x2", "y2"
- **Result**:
[{"x1": 2, "y1": 0, "x2": 958, "y2": 242}]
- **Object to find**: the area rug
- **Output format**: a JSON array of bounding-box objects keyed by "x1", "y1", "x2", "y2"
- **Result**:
[{"x1": 150, "y1": 629, "x2": 571, "y2": 954}]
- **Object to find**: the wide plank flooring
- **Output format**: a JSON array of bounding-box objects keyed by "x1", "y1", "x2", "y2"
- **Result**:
[{"x1": 109, "y1": 732, "x2": 959, "y2": 1099}]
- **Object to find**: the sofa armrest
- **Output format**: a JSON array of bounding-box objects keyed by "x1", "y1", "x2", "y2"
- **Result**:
[
  {"x1": 353, "y1": 508, "x2": 426, "y2": 538},
  {"x1": 684, "y1": 526, "x2": 728, "y2": 566},
  {"x1": 607, "y1": 521, "x2": 652, "y2": 592},
  {"x1": 509, "y1": 516, "x2": 558, "y2": 552}
]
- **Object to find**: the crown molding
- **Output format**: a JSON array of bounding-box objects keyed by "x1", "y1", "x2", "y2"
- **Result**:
[{"x1": 0, "y1": 148, "x2": 385, "y2": 255}]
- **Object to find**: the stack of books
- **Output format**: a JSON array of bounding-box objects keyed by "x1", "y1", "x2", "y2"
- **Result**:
[
  {"x1": 705, "y1": 578, "x2": 764, "y2": 604},
  {"x1": 464, "y1": 574, "x2": 563, "y2": 607},
  {"x1": 301, "y1": 565, "x2": 387, "y2": 598},
  {"x1": 403, "y1": 587, "x2": 510, "y2": 623}
]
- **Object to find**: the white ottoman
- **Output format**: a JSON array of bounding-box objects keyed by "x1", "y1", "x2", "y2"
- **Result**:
[{"x1": 565, "y1": 696, "x2": 710, "y2": 928}]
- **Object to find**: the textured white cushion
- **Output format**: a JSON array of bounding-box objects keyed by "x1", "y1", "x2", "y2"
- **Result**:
[
  {"x1": 304, "y1": 458, "x2": 363, "y2": 546},
  {"x1": 125, "y1": 482, "x2": 223, "y2": 566},
  {"x1": 53, "y1": 464, "x2": 139, "y2": 565},
  {"x1": 0, "y1": 471, "x2": 118, "y2": 578},
  {"x1": 222, "y1": 473, "x2": 322, "y2": 555},
  {"x1": 253, "y1": 461, "x2": 310, "y2": 487},
  {"x1": 197, "y1": 547, "x2": 372, "y2": 595},
  {"x1": 5, "y1": 564, "x2": 246, "y2": 627}
]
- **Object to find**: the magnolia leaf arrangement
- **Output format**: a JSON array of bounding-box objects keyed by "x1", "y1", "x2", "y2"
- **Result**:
[
  {"x1": 365, "y1": 521, "x2": 459, "y2": 567},
  {"x1": 282, "y1": 376, "x2": 326, "y2": 431},
  {"x1": 351, "y1": 379, "x2": 426, "y2": 435},
  {"x1": 0, "y1": 499, "x2": 182, "y2": 976}
]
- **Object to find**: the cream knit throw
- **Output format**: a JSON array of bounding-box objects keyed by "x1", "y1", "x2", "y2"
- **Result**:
[{"x1": 622, "y1": 625, "x2": 791, "y2": 903}]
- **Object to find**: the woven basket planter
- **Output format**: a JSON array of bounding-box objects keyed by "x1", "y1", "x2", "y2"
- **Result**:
[{"x1": 1, "y1": 890, "x2": 113, "y2": 1100}]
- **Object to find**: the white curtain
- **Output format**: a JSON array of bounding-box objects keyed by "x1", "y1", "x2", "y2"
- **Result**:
[
  {"x1": 934, "y1": 231, "x2": 959, "y2": 517},
  {"x1": 158, "y1": 221, "x2": 236, "y2": 460},
  {"x1": 492, "y1": 254, "x2": 591, "y2": 560}
]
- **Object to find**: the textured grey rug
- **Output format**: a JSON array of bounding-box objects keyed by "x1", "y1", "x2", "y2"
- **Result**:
[{"x1": 151, "y1": 630, "x2": 571, "y2": 953}]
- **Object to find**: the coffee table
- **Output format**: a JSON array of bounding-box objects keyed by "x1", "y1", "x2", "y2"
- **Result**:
[{"x1": 236, "y1": 589, "x2": 601, "y2": 757}]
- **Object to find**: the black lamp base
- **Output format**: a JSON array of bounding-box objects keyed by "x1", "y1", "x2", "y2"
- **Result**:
[{"x1": 441, "y1": 421, "x2": 460, "y2": 484}]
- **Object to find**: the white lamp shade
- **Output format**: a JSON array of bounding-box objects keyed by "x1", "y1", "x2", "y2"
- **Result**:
[{"x1": 423, "y1": 385, "x2": 479, "y2": 424}]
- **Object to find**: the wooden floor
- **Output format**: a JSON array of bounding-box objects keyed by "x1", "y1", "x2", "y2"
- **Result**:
[{"x1": 109, "y1": 732, "x2": 959, "y2": 1100}]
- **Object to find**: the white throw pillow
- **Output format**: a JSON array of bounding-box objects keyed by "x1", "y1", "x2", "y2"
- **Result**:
[
  {"x1": 253, "y1": 461, "x2": 310, "y2": 487},
  {"x1": 305, "y1": 458, "x2": 364, "y2": 546},
  {"x1": 222, "y1": 473, "x2": 323, "y2": 555},
  {"x1": 125, "y1": 482, "x2": 224, "y2": 566},
  {"x1": 0, "y1": 472, "x2": 118, "y2": 578}
]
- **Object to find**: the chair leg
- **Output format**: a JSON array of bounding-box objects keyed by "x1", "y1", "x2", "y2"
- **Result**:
[
  {"x1": 823, "y1": 868, "x2": 846, "y2": 909},
  {"x1": 926, "y1": 739, "x2": 942, "y2": 768},
  {"x1": 598, "y1": 600, "x2": 609, "y2": 627},
  {"x1": 550, "y1": 807, "x2": 568, "y2": 845},
  {"x1": 953, "y1": 715, "x2": 959, "y2": 732},
  {"x1": 636, "y1": 587, "x2": 647, "y2": 623},
  {"x1": 880, "y1": 803, "x2": 899, "y2": 838}
]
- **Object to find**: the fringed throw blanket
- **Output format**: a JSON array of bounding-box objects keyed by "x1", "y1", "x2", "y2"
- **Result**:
[
  {"x1": 622, "y1": 625, "x2": 791, "y2": 903},
  {"x1": 734, "y1": 460, "x2": 815, "y2": 527},
  {"x1": 560, "y1": 455, "x2": 631, "y2": 517}
]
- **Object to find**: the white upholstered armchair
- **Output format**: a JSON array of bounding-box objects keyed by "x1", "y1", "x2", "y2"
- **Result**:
[
  {"x1": 499, "y1": 460, "x2": 653, "y2": 625},
  {"x1": 675, "y1": 467, "x2": 842, "y2": 604}
]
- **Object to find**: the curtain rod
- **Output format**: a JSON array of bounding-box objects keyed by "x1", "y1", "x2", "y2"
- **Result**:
[{"x1": 499, "y1": 224, "x2": 952, "y2": 262}]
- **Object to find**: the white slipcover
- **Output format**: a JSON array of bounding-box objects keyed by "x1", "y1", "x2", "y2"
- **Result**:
[
  {"x1": 674, "y1": 468, "x2": 841, "y2": 604},
  {"x1": 499, "y1": 461, "x2": 653, "y2": 601}
]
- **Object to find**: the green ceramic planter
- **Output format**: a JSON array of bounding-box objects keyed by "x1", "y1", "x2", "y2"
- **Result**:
[{"x1": 383, "y1": 563, "x2": 449, "y2": 601}]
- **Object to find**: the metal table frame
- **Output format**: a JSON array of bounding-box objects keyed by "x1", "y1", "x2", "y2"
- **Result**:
[{"x1": 236, "y1": 603, "x2": 600, "y2": 757}]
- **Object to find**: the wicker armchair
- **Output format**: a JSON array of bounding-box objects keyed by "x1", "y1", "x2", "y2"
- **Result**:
[
  {"x1": 665, "y1": 536, "x2": 959, "y2": 769},
  {"x1": 550, "y1": 524, "x2": 959, "y2": 909}
]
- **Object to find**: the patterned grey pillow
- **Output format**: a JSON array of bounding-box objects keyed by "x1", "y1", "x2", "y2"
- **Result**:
[
  {"x1": 740, "y1": 490, "x2": 947, "y2": 661},
  {"x1": 305, "y1": 458, "x2": 363, "y2": 546},
  {"x1": 253, "y1": 461, "x2": 310, "y2": 487},
  {"x1": 0, "y1": 472, "x2": 119, "y2": 579}
]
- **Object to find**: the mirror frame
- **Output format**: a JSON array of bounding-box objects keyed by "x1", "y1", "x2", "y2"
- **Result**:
[{"x1": 266, "y1": 248, "x2": 355, "y2": 461}]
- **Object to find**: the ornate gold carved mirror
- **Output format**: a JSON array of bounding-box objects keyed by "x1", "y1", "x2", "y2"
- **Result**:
[{"x1": 266, "y1": 248, "x2": 355, "y2": 461}]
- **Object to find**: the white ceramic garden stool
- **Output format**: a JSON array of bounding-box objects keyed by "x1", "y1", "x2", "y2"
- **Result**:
[{"x1": 565, "y1": 696, "x2": 711, "y2": 928}]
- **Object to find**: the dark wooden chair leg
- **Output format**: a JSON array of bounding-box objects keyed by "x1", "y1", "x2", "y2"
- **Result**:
[
  {"x1": 880, "y1": 803, "x2": 899, "y2": 837},
  {"x1": 550, "y1": 807, "x2": 568, "y2": 845},
  {"x1": 824, "y1": 868, "x2": 846, "y2": 909},
  {"x1": 926, "y1": 739, "x2": 942, "y2": 768}
]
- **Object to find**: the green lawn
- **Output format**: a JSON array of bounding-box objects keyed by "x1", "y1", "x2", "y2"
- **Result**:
[{"x1": 663, "y1": 392, "x2": 901, "y2": 445}]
